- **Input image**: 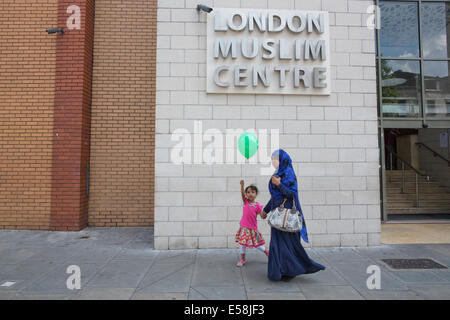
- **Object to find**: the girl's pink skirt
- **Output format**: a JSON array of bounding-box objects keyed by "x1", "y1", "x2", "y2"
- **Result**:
[{"x1": 235, "y1": 226, "x2": 265, "y2": 248}]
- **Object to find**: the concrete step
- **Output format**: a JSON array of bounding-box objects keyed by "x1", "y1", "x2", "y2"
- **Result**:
[
  {"x1": 387, "y1": 194, "x2": 450, "y2": 200},
  {"x1": 387, "y1": 204, "x2": 450, "y2": 210},
  {"x1": 387, "y1": 204, "x2": 450, "y2": 209},
  {"x1": 387, "y1": 179, "x2": 435, "y2": 184},
  {"x1": 386, "y1": 170, "x2": 426, "y2": 177},
  {"x1": 385, "y1": 170, "x2": 450, "y2": 213},
  {"x1": 387, "y1": 208, "x2": 450, "y2": 214},
  {"x1": 387, "y1": 189, "x2": 450, "y2": 195},
  {"x1": 387, "y1": 196, "x2": 450, "y2": 207},
  {"x1": 386, "y1": 184, "x2": 450, "y2": 190}
]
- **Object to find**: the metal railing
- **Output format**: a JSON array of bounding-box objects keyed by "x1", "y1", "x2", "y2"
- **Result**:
[
  {"x1": 385, "y1": 146, "x2": 430, "y2": 208},
  {"x1": 416, "y1": 142, "x2": 450, "y2": 167}
]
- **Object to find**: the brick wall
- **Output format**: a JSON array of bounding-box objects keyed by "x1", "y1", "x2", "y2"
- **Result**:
[
  {"x1": 0, "y1": 0, "x2": 58, "y2": 229},
  {"x1": 88, "y1": 0, "x2": 157, "y2": 226},
  {"x1": 50, "y1": 0, "x2": 95, "y2": 230},
  {"x1": 154, "y1": 0, "x2": 381, "y2": 249}
]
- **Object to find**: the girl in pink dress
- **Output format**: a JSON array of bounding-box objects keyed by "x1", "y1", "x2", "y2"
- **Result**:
[{"x1": 234, "y1": 180, "x2": 269, "y2": 267}]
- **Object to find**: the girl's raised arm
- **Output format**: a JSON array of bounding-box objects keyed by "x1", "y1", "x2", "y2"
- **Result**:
[{"x1": 240, "y1": 180, "x2": 246, "y2": 204}]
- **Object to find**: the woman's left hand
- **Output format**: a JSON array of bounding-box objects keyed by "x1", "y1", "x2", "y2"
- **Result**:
[{"x1": 271, "y1": 175, "x2": 281, "y2": 186}]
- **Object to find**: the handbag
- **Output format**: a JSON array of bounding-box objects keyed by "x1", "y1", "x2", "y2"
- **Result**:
[{"x1": 267, "y1": 197, "x2": 303, "y2": 233}]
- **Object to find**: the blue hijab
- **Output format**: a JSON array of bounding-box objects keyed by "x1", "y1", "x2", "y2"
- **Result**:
[{"x1": 269, "y1": 149, "x2": 309, "y2": 243}]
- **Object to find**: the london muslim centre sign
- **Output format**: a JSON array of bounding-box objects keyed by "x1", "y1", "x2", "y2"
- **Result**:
[{"x1": 207, "y1": 8, "x2": 330, "y2": 95}]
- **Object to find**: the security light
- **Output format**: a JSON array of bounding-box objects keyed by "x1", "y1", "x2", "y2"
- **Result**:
[
  {"x1": 197, "y1": 4, "x2": 213, "y2": 13},
  {"x1": 46, "y1": 28, "x2": 65, "y2": 35}
]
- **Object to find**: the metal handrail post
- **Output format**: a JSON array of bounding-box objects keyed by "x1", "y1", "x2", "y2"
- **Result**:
[
  {"x1": 401, "y1": 162, "x2": 405, "y2": 194},
  {"x1": 389, "y1": 152, "x2": 393, "y2": 182},
  {"x1": 415, "y1": 173, "x2": 419, "y2": 208}
]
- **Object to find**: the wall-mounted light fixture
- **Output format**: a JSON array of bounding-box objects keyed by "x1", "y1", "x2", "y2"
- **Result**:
[
  {"x1": 197, "y1": 4, "x2": 213, "y2": 13},
  {"x1": 46, "y1": 28, "x2": 65, "y2": 35}
]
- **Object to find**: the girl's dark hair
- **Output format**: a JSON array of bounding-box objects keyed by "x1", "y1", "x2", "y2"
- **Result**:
[{"x1": 245, "y1": 184, "x2": 258, "y2": 194}]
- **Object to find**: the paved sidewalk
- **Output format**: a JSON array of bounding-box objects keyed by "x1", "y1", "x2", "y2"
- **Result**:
[{"x1": 0, "y1": 228, "x2": 449, "y2": 300}]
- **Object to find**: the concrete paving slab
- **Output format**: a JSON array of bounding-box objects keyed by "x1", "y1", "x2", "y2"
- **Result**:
[
  {"x1": 68, "y1": 247, "x2": 122, "y2": 263},
  {"x1": 246, "y1": 292, "x2": 306, "y2": 300},
  {"x1": 0, "y1": 248, "x2": 44, "y2": 265},
  {"x1": 430, "y1": 270, "x2": 450, "y2": 282},
  {"x1": 358, "y1": 289, "x2": 424, "y2": 300},
  {"x1": 191, "y1": 250, "x2": 244, "y2": 287},
  {"x1": 0, "y1": 260, "x2": 61, "y2": 291},
  {"x1": 123, "y1": 240, "x2": 154, "y2": 250},
  {"x1": 421, "y1": 244, "x2": 450, "y2": 257},
  {"x1": 386, "y1": 270, "x2": 448, "y2": 284},
  {"x1": 314, "y1": 247, "x2": 373, "y2": 264},
  {"x1": 408, "y1": 284, "x2": 450, "y2": 300},
  {"x1": 71, "y1": 287, "x2": 135, "y2": 300},
  {"x1": 0, "y1": 232, "x2": 10, "y2": 241},
  {"x1": 136, "y1": 260, "x2": 194, "y2": 293},
  {"x1": 112, "y1": 248, "x2": 159, "y2": 261},
  {"x1": 0, "y1": 243, "x2": 9, "y2": 254},
  {"x1": 300, "y1": 285, "x2": 364, "y2": 300},
  {"x1": 1, "y1": 259, "x2": 59, "y2": 279},
  {"x1": 133, "y1": 229, "x2": 154, "y2": 242},
  {"x1": 131, "y1": 292, "x2": 188, "y2": 300},
  {"x1": 0, "y1": 290, "x2": 18, "y2": 300},
  {"x1": 20, "y1": 262, "x2": 104, "y2": 294},
  {"x1": 75, "y1": 228, "x2": 143, "y2": 245},
  {"x1": 188, "y1": 286, "x2": 247, "y2": 300},
  {"x1": 24, "y1": 246, "x2": 79, "y2": 263},
  {"x1": 0, "y1": 231, "x2": 47, "y2": 244},
  {"x1": 332, "y1": 261, "x2": 409, "y2": 291},
  {"x1": 86, "y1": 260, "x2": 151, "y2": 288},
  {"x1": 353, "y1": 245, "x2": 412, "y2": 260},
  {"x1": 294, "y1": 268, "x2": 349, "y2": 287},
  {"x1": 242, "y1": 262, "x2": 301, "y2": 293},
  {"x1": 13, "y1": 294, "x2": 72, "y2": 300},
  {"x1": 156, "y1": 250, "x2": 197, "y2": 264},
  {"x1": 12, "y1": 232, "x2": 79, "y2": 248}
]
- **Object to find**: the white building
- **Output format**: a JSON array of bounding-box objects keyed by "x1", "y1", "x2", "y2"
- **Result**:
[{"x1": 154, "y1": 0, "x2": 382, "y2": 249}]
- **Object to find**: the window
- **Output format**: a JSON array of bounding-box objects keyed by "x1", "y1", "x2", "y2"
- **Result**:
[
  {"x1": 381, "y1": 60, "x2": 421, "y2": 117},
  {"x1": 380, "y1": 2, "x2": 420, "y2": 58},
  {"x1": 377, "y1": 0, "x2": 450, "y2": 120},
  {"x1": 424, "y1": 61, "x2": 450, "y2": 117},
  {"x1": 421, "y1": 2, "x2": 450, "y2": 59}
]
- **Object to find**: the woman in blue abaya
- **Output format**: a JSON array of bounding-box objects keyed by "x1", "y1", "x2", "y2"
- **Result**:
[{"x1": 262, "y1": 149, "x2": 325, "y2": 281}]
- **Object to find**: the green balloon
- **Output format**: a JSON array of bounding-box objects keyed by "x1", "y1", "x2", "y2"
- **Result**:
[{"x1": 238, "y1": 132, "x2": 258, "y2": 159}]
